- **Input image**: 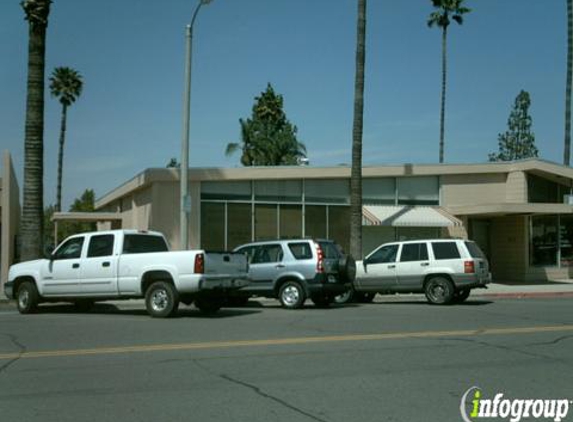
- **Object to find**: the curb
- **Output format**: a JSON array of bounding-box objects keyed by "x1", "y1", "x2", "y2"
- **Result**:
[{"x1": 477, "y1": 291, "x2": 573, "y2": 299}]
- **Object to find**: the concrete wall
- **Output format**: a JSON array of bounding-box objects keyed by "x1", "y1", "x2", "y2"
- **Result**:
[
  {"x1": 1, "y1": 151, "x2": 20, "y2": 296},
  {"x1": 441, "y1": 173, "x2": 507, "y2": 206},
  {"x1": 505, "y1": 171, "x2": 528, "y2": 203}
]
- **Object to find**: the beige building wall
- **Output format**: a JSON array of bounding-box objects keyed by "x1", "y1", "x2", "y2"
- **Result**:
[
  {"x1": 505, "y1": 171, "x2": 528, "y2": 203},
  {"x1": 441, "y1": 173, "x2": 507, "y2": 206},
  {"x1": 1, "y1": 151, "x2": 20, "y2": 296},
  {"x1": 151, "y1": 182, "x2": 180, "y2": 249}
]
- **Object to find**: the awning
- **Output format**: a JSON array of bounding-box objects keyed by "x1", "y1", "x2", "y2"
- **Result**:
[{"x1": 363, "y1": 206, "x2": 462, "y2": 227}]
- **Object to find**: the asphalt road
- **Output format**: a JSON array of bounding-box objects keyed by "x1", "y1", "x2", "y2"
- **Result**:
[{"x1": 1, "y1": 296, "x2": 573, "y2": 422}]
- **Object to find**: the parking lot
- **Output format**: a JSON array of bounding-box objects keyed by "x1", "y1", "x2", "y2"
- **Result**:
[{"x1": 1, "y1": 296, "x2": 573, "y2": 422}]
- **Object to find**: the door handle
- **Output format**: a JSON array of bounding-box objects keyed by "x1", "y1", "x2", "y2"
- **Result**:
[
  {"x1": 102, "y1": 262, "x2": 110, "y2": 268},
  {"x1": 420, "y1": 262, "x2": 430, "y2": 267},
  {"x1": 275, "y1": 264, "x2": 285, "y2": 268},
  {"x1": 388, "y1": 265, "x2": 396, "y2": 269},
  {"x1": 72, "y1": 263, "x2": 80, "y2": 269}
]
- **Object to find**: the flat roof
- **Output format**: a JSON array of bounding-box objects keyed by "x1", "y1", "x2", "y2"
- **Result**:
[{"x1": 95, "y1": 158, "x2": 573, "y2": 209}]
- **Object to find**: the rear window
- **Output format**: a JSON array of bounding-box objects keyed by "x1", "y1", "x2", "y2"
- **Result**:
[
  {"x1": 123, "y1": 234, "x2": 168, "y2": 254},
  {"x1": 318, "y1": 241, "x2": 341, "y2": 259},
  {"x1": 431, "y1": 242, "x2": 461, "y2": 260},
  {"x1": 465, "y1": 241, "x2": 485, "y2": 258},
  {"x1": 288, "y1": 243, "x2": 313, "y2": 260}
]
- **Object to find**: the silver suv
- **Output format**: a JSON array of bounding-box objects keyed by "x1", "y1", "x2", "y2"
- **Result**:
[
  {"x1": 233, "y1": 239, "x2": 355, "y2": 309},
  {"x1": 337, "y1": 239, "x2": 491, "y2": 305}
]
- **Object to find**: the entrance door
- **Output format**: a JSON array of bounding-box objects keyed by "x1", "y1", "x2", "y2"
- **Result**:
[{"x1": 469, "y1": 219, "x2": 491, "y2": 260}]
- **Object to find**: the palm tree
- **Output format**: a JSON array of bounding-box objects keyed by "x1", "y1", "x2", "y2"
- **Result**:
[
  {"x1": 350, "y1": 0, "x2": 366, "y2": 259},
  {"x1": 49, "y1": 67, "x2": 83, "y2": 212},
  {"x1": 428, "y1": 0, "x2": 471, "y2": 164},
  {"x1": 20, "y1": 0, "x2": 52, "y2": 261},
  {"x1": 564, "y1": 0, "x2": 572, "y2": 166}
]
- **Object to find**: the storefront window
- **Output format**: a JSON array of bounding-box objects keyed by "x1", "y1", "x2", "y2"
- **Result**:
[
  {"x1": 328, "y1": 206, "x2": 350, "y2": 253},
  {"x1": 363, "y1": 178, "x2": 395, "y2": 205},
  {"x1": 279, "y1": 205, "x2": 302, "y2": 239},
  {"x1": 397, "y1": 176, "x2": 439, "y2": 205},
  {"x1": 201, "y1": 181, "x2": 251, "y2": 201},
  {"x1": 530, "y1": 215, "x2": 558, "y2": 266},
  {"x1": 255, "y1": 180, "x2": 302, "y2": 202},
  {"x1": 227, "y1": 203, "x2": 252, "y2": 250},
  {"x1": 560, "y1": 215, "x2": 573, "y2": 266},
  {"x1": 200, "y1": 202, "x2": 225, "y2": 251},
  {"x1": 305, "y1": 179, "x2": 350, "y2": 204},
  {"x1": 255, "y1": 204, "x2": 278, "y2": 241},
  {"x1": 305, "y1": 205, "x2": 327, "y2": 239}
]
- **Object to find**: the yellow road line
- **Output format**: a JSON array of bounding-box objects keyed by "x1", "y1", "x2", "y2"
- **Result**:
[{"x1": 1, "y1": 324, "x2": 572, "y2": 361}]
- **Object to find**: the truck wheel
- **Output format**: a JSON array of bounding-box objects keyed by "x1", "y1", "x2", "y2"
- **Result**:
[
  {"x1": 334, "y1": 288, "x2": 354, "y2": 304},
  {"x1": 195, "y1": 298, "x2": 223, "y2": 314},
  {"x1": 453, "y1": 289, "x2": 471, "y2": 303},
  {"x1": 357, "y1": 292, "x2": 376, "y2": 303},
  {"x1": 278, "y1": 281, "x2": 306, "y2": 309},
  {"x1": 16, "y1": 281, "x2": 39, "y2": 314},
  {"x1": 145, "y1": 281, "x2": 179, "y2": 318},
  {"x1": 424, "y1": 276, "x2": 455, "y2": 305},
  {"x1": 338, "y1": 256, "x2": 357, "y2": 282}
]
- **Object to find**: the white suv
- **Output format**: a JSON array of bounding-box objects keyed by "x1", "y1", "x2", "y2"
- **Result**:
[{"x1": 337, "y1": 239, "x2": 491, "y2": 305}]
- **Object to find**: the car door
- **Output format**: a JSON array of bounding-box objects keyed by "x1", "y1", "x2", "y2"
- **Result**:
[
  {"x1": 80, "y1": 234, "x2": 118, "y2": 296},
  {"x1": 242, "y1": 244, "x2": 285, "y2": 292},
  {"x1": 395, "y1": 242, "x2": 429, "y2": 290},
  {"x1": 355, "y1": 243, "x2": 399, "y2": 291},
  {"x1": 43, "y1": 236, "x2": 85, "y2": 296}
]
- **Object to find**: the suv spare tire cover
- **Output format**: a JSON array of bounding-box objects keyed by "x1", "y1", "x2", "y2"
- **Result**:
[{"x1": 339, "y1": 255, "x2": 357, "y2": 282}]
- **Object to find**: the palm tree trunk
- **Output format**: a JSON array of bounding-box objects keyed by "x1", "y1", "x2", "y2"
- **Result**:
[
  {"x1": 350, "y1": 0, "x2": 366, "y2": 259},
  {"x1": 565, "y1": 0, "x2": 572, "y2": 166},
  {"x1": 56, "y1": 103, "x2": 67, "y2": 212},
  {"x1": 439, "y1": 26, "x2": 448, "y2": 164},
  {"x1": 21, "y1": 13, "x2": 48, "y2": 261}
]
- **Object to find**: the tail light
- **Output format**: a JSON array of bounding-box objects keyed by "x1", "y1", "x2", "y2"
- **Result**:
[
  {"x1": 464, "y1": 260, "x2": 475, "y2": 274},
  {"x1": 315, "y1": 243, "x2": 325, "y2": 274},
  {"x1": 194, "y1": 253, "x2": 205, "y2": 274}
]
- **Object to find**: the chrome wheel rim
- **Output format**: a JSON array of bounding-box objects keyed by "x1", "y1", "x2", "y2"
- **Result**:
[
  {"x1": 18, "y1": 290, "x2": 29, "y2": 309},
  {"x1": 429, "y1": 281, "x2": 447, "y2": 302},
  {"x1": 282, "y1": 285, "x2": 300, "y2": 306},
  {"x1": 150, "y1": 289, "x2": 169, "y2": 312},
  {"x1": 334, "y1": 290, "x2": 352, "y2": 304}
]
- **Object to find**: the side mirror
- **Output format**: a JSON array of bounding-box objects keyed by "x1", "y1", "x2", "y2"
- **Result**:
[
  {"x1": 363, "y1": 259, "x2": 369, "y2": 271},
  {"x1": 44, "y1": 245, "x2": 55, "y2": 260}
]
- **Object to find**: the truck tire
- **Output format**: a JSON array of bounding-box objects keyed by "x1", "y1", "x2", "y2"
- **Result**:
[
  {"x1": 334, "y1": 288, "x2": 354, "y2": 304},
  {"x1": 311, "y1": 294, "x2": 334, "y2": 308},
  {"x1": 356, "y1": 292, "x2": 376, "y2": 303},
  {"x1": 145, "y1": 281, "x2": 179, "y2": 318},
  {"x1": 16, "y1": 281, "x2": 39, "y2": 314},
  {"x1": 278, "y1": 281, "x2": 306, "y2": 309},
  {"x1": 424, "y1": 276, "x2": 455, "y2": 305},
  {"x1": 195, "y1": 298, "x2": 223, "y2": 315}
]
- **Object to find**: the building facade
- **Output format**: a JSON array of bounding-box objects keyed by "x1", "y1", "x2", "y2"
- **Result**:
[
  {"x1": 1, "y1": 151, "x2": 21, "y2": 292},
  {"x1": 93, "y1": 159, "x2": 573, "y2": 283}
]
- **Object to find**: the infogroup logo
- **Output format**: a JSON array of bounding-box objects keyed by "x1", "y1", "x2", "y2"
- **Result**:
[{"x1": 460, "y1": 386, "x2": 571, "y2": 422}]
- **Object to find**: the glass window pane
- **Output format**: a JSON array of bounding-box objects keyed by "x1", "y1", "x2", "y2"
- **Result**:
[
  {"x1": 255, "y1": 180, "x2": 302, "y2": 202},
  {"x1": 368, "y1": 244, "x2": 399, "y2": 264},
  {"x1": 87, "y1": 235, "x2": 114, "y2": 258},
  {"x1": 305, "y1": 205, "x2": 327, "y2": 239},
  {"x1": 397, "y1": 176, "x2": 439, "y2": 205},
  {"x1": 328, "y1": 206, "x2": 350, "y2": 253},
  {"x1": 227, "y1": 203, "x2": 252, "y2": 250},
  {"x1": 431, "y1": 242, "x2": 461, "y2": 260},
  {"x1": 201, "y1": 202, "x2": 225, "y2": 251},
  {"x1": 54, "y1": 237, "x2": 85, "y2": 260},
  {"x1": 399, "y1": 243, "x2": 428, "y2": 262},
  {"x1": 561, "y1": 215, "x2": 573, "y2": 266},
  {"x1": 280, "y1": 205, "x2": 302, "y2": 239},
  {"x1": 528, "y1": 175, "x2": 559, "y2": 203},
  {"x1": 363, "y1": 178, "x2": 395, "y2": 205},
  {"x1": 288, "y1": 242, "x2": 313, "y2": 260},
  {"x1": 252, "y1": 244, "x2": 283, "y2": 264},
  {"x1": 201, "y1": 181, "x2": 251, "y2": 201},
  {"x1": 305, "y1": 179, "x2": 350, "y2": 204},
  {"x1": 530, "y1": 215, "x2": 558, "y2": 266},
  {"x1": 123, "y1": 235, "x2": 168, "y2": 254},
  {"x1": 255, "y1": 204, "x2": 278, "y2": 241}
]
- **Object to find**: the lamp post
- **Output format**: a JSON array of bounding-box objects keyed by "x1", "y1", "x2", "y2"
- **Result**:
[{"x1": 180, "y1": 0, "x2": 213, "y2": 250}]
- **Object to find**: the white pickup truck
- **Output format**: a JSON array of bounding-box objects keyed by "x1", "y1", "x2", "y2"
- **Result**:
[{"x1": 3, "y1": 230, "x2": 250, "y2": 318}]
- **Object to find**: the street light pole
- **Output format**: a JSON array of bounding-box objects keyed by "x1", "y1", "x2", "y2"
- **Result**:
[{"x1": 180, "y1": 0, "x2": 213, "y2": 250}]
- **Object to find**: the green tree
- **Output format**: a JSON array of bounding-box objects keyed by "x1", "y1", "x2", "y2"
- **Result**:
[
  {"x1": 350, "y1": 0, "x2": 367, "y2": 259},
  {"x1": 20, "y1": 0, "x2": 52, "y2": 261},
  {"x1": 50, "y1": 66, "x2": 83, "y2": 212},
  {"x1": 428, "y1": 0, "x2": 471, "y2": 164},
  {"x1": 564, "y1": 0, "x2": 572, "y2": 166},
  {"x1": 166, "y1": 158, "x2": 180, "y2": 168},
  {"x1": 225, "y1": 84, "x2": 306, "y2": 166},
  {"x1": 489, "y1": 90, "x2": 539, "y2": 162}
]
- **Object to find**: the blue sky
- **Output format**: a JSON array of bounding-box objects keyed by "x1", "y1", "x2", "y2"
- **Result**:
[{"x1": 0, "y1": 0, "x2": 568, "y2": 209}]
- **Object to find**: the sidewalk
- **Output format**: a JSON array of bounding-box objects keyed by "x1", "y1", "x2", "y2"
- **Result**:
[{"x1": 473, "y1": 279, "x2": 573, "y2": 299}]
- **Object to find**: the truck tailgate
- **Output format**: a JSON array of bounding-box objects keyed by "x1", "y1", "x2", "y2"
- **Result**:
[{"x1": 204, "y1": 252, "x2": 248, "y2": 275}]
